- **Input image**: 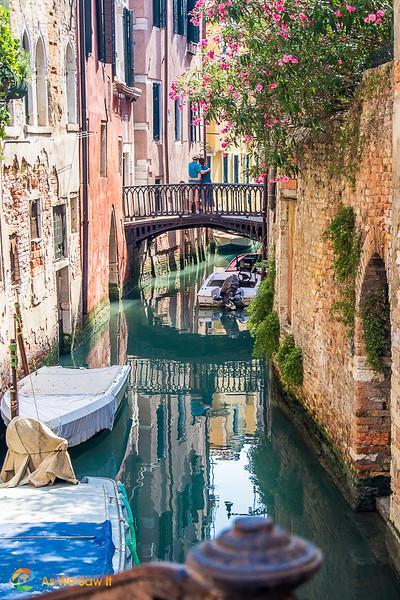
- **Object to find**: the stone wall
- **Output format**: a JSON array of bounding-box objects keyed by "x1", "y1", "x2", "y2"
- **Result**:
[
  {"x1": 0, "y1": 0, "x2": 82, "y2": 392},
  {"x1": 274, "y1": 62, "x2": 393, "y2": 510}
]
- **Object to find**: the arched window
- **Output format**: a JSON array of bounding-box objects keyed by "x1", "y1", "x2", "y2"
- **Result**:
[
  {"x1": 22, "y1": 31, "x2": 34, "y2": 125},
  {"x1": 35, "y1": 36, "x2": 48, "y2": 126},
  {"x1": 65, "y1": 43, "x2": 77, "y2": 124}
]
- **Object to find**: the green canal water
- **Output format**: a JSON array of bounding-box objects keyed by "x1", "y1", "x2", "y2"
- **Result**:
[{"x1": 62, "y1": 254, "x2": 400, "y2": 600}]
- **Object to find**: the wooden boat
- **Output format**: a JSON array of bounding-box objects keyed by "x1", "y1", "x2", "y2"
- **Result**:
[
  {"x1": 0, "y1": 477, "x2": 136, "y2": 597},
  {"x1": 1, "y1": 365, "x2": 131, "y2": 447}
]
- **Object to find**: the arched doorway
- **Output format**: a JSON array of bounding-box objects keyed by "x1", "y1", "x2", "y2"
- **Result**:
[
  {"x1": 353, "y1": 253, "x2": 391, "y2": 508},
  {"x1": 109, "y1": 211, "x2": 120, "y2": 300}
]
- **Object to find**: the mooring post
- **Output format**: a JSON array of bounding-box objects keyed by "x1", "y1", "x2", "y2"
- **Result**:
[
  {"x1": 9, "y1": 339, "x2": 18, "y2": 419},
  {"x1": 41, "y1": 517, "x2": 322, "y2": 599}
]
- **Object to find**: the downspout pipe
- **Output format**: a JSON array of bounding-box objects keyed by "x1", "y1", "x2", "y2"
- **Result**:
[
  {"x1": 163, "y1": 6, "x2": 170, "y2": 183},
  {"x1": 79, "y1": 0, "x2": 89, "y2": 318}
]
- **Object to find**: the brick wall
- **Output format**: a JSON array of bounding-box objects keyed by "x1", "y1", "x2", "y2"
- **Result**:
[{"x1": 274, "y1": 62, "x2": 393, "y2": 510}]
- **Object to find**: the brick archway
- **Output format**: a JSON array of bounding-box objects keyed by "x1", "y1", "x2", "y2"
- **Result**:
[{"x1": 352, "y1": 253, "x2": 392, "y2": 508}]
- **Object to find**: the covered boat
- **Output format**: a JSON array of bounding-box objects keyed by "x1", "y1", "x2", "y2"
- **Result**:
[
  {"x1": 213, "y1": 231, "x2": 253, "y2": 252},
  {"x1": 0, "y1": 418, "x2": 137, "y2": 598},
  {"x1": 1, "y1": 365, "x2": 131, "y2": 447}
]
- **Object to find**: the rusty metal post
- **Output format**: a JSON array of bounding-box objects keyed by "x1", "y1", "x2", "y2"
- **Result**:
[
  {"x1": 9, "y1": 339, "x2": 18, "y2": 419},
  {"x1": 41, "y1": 517, "x2": 322, "y2": 600}
]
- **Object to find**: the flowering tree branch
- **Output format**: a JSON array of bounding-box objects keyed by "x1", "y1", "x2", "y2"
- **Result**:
[{"x1": 172, "y1": 0, "x2": 392, "y2": 178}]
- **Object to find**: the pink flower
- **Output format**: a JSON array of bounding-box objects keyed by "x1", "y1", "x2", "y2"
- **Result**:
[
  {"x1": 243, "y1": 134, "x2": 253, "y2": 143},
  {"x1": 206, "y1": 50, "x2": 215, "y2": 60},
  {"x1": 365, "y1": 13, "x2": 376, "y2": 23},
  {"x1": 377, "y1": 9, "x2": 385, "y2": 17},
  {"x1": 299, "y1": 12, "x2": 307, "y2": 20},
  {"x1": 198, "y1": 38, "x2": 208, "y2": 48},
  {"x1": 338, "y1": 58, "x2": 343, "y2": 65},
  {"x1": 272, "y1": 12, "x2": 281, "y2": 21},
  {"x1": 221, "y1": 142, "x2": 228, "y2": 149},
  {"x1": 376, "y1": 17, "x2": 382, "y2": 24},
  {"x1": 275, "y1": 2, "x2": 284, "y2": 11},
  {"x1": 334, "y1": 10, "x2": 342, "y2": 17},
  {"x1": 269, "y1": 82, "x2": 278, "y2": 90},
  {"x1": 255, "y1": 84, "x2": 263, "y2": 92},
  {"x1": 345, "y1": 4, "x2": 356, "y2": 12},
  {"x1": 213, "y1": 35, "x2": 222, "y2": 43}
]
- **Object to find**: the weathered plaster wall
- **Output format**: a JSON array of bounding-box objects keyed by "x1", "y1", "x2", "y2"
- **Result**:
[
  {"x1": 0, "y1": 0, "x2": 81, "y2": 391},
  {"x1": 274, "y1": 63, "x2": 393, "y2": 510}
]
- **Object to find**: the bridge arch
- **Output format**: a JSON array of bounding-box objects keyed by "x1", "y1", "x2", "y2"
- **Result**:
[
  {"x1": 123, "y1": 183, "x2": 264, "y2": 246},
  {"x1": 352, "y1": 251, "x2": 392, "y2": 507}
]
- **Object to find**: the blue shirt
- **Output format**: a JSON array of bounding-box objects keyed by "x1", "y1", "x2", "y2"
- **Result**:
[
  {"x1": 201, "y1": 169, "x2": 211, "y2": 183},
  {"x1": 188, "y1": 161, "x2": 202, "y2": 181}
]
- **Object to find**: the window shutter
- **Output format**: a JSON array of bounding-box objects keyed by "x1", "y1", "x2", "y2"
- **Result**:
[
  {"x1": 95, "y1": 0, "x2": 105, "y2": 61},
  {"x1": 85, "y1": 0, "x2": 93, "y2": 56},
  {"x1": 124, "y1": 8, "x2": 135, "y2": 87},
  {"x1": 173, "y1": 0, "x2": 179, "y2": 33},
  {"x1": 103, "y1": 0, "x2": 115, "y2": 66},
  {"x1": 160, "y1": 0, "x2": 166, "y2": 28},
  {"x1": 181, "y1": 0, "x2": 187, "y2": 35},
  {"x1": 153, "y1": 83, "x2": 160, "y2": 141},
  {"x1": 153, "y1": 0, "x2": 160, "y2": 27},
  {"x1": 187, "y1": 0, "x2": 199, "y2": 43}
]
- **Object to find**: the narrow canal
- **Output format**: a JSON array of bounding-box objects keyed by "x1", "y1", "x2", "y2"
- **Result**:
[{"x1": 62, "y1": 254, "x2": 400, "y2": 600}]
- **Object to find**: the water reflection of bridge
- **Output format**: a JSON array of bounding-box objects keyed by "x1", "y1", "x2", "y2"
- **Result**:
[{"x1": 128, "y1": 357, "x2": 264, "y2": 395}]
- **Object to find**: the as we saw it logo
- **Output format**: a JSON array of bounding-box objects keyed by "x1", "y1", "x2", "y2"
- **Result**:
[{"x1": 11, "y1": 568, "x2": 32, "y2": 593}]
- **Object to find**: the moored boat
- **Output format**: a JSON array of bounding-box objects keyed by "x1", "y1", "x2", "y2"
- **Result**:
[
  {"x1": 0, "y1": 417, "x2": 138, "y2": 598},
  {"x1": 197, "y1": 270, "x2": 260, "y2": 307},
  {"x1": 213, "y1": 231, "x2": 253, "y2": 252},
  {"x1": 1, "y1": 365, "x2": 131, "y2": 447}
]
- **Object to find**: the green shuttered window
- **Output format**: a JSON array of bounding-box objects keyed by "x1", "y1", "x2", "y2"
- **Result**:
[
  {"x1": 187, "y1": 0, "x2": 199, "y2": 43},
  {"x1": 173, "y1": 0, "x2": 186, "y2": 35},
  {"x1": 123, "y1": 7, "x2": 135, "y2": 87},
  {"x1": 153, "y1": 83, "x2": 161, "y2": 141},
  {"x1": 153, "y1": 0, "x2": 166, "y2": 28}
]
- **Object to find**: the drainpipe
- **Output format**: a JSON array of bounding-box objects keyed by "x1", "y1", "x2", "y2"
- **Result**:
[
  {"x1": 79, "y1": 0, "x2": 89, "y2": 318},
  {"x1": 163, "y1": 9, "x2": 170, "y2": 183}
]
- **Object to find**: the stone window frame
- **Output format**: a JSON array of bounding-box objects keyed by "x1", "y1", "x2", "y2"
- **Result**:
[
  {"x1": 29, "y1": 197, "x2": 42, "y2": 242},
  {"x1": 65, "y1": 41, "x2": 78, "y2": 126},
  {"x1": 34, "y1": 33, "x2": 49, "y2": 127},
  {"x1": 22, "y1": 29, "x2": 36, "y2": 126},
  {"x1": 69, "y1": 193, "x2": 79, "y2": 234},
  {"x1": 9, "y1": 234, "x2": 20, "y2": 286}
]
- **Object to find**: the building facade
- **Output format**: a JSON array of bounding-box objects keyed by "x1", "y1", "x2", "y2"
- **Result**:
[
  {"x1": 79, "y1": 0, "x2": 141, "y2": 324},
  {"x1": 0, "y1": 0, "x2": 82, "y2": 391}
]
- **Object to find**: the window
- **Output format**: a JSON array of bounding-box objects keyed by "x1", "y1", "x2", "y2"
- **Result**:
[
  {"x1": 153, "y1": 0, "x2": 166, "y2": 28},
  {"x1": 9, "y1": 235, "x2": 20, "y2": 285},
  {"x1": 35, "y1": 37, "x2": 48, "y2": 126},
  {"x1": 187, "y1": 0, "x2": 199, "y2": 44},
  {"x1": 175, "y1": 99, "x2": 182, "y2": 141},
  {"x1": 173, "y1": 0, "x2": 186, "y2": 35},
  {"x1": 233, "y1": 155, "x2": 239, "y2": 183},
  {"x1": 245, "y1": 154, "x2": 250, "y2": 183},
  {"x1": 22, "y1": 32, "x2": 34, "y2": 125},
  {"x1": 30, "y1": 199, "x2": 41, "y2": 240},
  {"x1": 95, "y1": 0, "x2": 115, "y2": 65},
  {"x1": 123, "y1": 8, "x2": 135, "y2": 87},
  {"x1": 66, "y1": 43, "x2": 77, "y2": 124},
  {"x1": 223, "y1": 155, "x2": 229, "y2": 183},
  {"x1": 100, "y1": 121, "x2": 107, "y2": 177},
  {"x1": 53, "y1": 205, "x2": 67, "y2": 260},
  {"x1": 153, "y1": 83, "x2": 161, "y2": 141},
  {"x1": 85, "y1": 0, "x2": 93, "y2": 56},
  {"x1": 189, "y1": 102, "x2": 200, "y2": 143},
  {"x1": 70, "y1": 194, "x2": 79, "y2": 233}
]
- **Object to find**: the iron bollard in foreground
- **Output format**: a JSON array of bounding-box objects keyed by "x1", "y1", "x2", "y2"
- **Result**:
[{"x1": 41, "y1": 517, "x2": 322, "y2": 600}]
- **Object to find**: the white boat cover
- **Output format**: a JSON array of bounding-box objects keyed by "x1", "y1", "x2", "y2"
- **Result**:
[
  {"x1": 0, "y1": 417, "x2": 77, "y2": 487},
  {"x1": 1, "y1": 365, "x2": 131, "y2": 447}
]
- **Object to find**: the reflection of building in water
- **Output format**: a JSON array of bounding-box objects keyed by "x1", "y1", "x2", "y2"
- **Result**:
[
  {"x1": 210, "y1": 392, "x2": 260, "y2": 460},
  {"x1": 85, "y1": 303, "x2": 129, "y2": 368},
  {"x1": 134, "y1": 390, "x2": 210, "y2": 563},
  {"x1": 197, "y1": 309, "x2": 249, "y2": 337}
]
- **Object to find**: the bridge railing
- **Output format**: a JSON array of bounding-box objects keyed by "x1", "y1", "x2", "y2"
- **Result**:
[{"x1": 123, "y1": 183, "x2": 263, "y2": 221}]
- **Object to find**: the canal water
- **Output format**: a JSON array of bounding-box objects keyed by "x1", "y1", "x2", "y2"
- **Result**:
[{"x1": 62, "y1": 254, "x2": 400, "y2": 600}]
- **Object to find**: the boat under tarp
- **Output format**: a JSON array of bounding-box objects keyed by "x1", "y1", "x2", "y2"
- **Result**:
[{"x1": 1, "y1": 365, "x2": 131, "y2": 447}]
